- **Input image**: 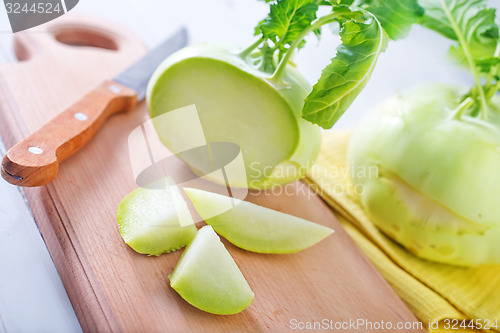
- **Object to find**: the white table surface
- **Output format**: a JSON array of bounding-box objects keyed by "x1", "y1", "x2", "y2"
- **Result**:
[{"x1": 0, "y1": 0, "x2": 496, "y2": 331}]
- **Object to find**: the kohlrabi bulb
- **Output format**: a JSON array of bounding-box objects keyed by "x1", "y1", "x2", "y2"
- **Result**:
[{"x1": 348, "y1": 84, "x2": 500, "y2": 266}]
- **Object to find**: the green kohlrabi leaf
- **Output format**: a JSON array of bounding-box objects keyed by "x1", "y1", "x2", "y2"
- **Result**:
[
  {"x1": 476, "y1": 56, "x2": 500, "y2": 74},
  {"x1": 334, "y1": 0, "x2": 355, "y2": 5},
  {"x1": 257, "y1": 0, "x2": 319, "y2": 52},
  {"x1": 418, "y1": 0, "x2": 499, "y2": 62},
  {"x1": 302, "y1": 10, "x2": 386, "y2": 129},
  {"x1": 258, "y1": 42, "x2": 277, "y2": 73},
  {"x1": 418, "y1": 0, "x2": 499, "y2": 118},
  {"x1": 353, "y1": 0, "x2": 424, "y2": 40}
]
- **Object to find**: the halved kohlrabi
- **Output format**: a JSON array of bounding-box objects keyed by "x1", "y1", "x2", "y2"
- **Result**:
[
  {"x1": 169, "y1": 225, "x2": 254, "y2": 315},
  {"x1": 116, "y1": 179, "x2": 197, "y2": 256},
  {"x1": 146, "y1": 44, "x2": 321, "y2": 189},
  {"x1": 184, "y1": 188, "x2": 334, "y2": 254}
]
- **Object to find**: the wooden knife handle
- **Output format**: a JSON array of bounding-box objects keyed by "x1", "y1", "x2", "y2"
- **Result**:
[{"x1": 1, "y1": 80, "x2": 137, "y2": 187}]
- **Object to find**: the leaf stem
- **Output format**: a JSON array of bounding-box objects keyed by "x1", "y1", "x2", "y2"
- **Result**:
[
  {"x1": 440, "y1": 0, "x2": 489, "y2": 119},
  {"x1": 485, "y1": 41, "x2": 500, "y2": 89},
  {"x1": 239, "y1": 38, "x2": 264, "y2": 59},
  {"x1": 450, "y1": 97, "x2": 474, "y2": 120},
  {"x1": 271, "y1": 12, "x2": 340, "y2": 83},
  {"x1": 486, "y1": 79, "x2": 500, "y2": 99}
]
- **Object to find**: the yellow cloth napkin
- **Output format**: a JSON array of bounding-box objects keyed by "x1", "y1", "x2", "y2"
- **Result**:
[{"x1": 306, "y1": 131, "x2": 500, "y2": 333}]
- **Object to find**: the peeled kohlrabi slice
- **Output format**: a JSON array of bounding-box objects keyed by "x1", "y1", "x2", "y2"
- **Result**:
[
  {"x1": 117, "y1": 179, "x2": 197, "y2": 256},
  {"x1": 169, "y1": 225, "x2": 254, "y2": 315},
  {"x1": 185, "y1": 187, "x2": 334, "y2": 254}
]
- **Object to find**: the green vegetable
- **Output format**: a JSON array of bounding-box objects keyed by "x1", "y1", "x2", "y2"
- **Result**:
[
  {"x1": 351, "y1": 0, "x2": 424, "y2": 40},
  {"x1": 147, "y1": 0, "x2": 422, "y2": 189},
  {"x1": 116, "y1": 178, "x2": 197, "y2": 256},
  {"x1": 348, "y1": 0, "x2": 500, "y2": 266},
  {"x1": 419, "y1": 0, "x2": 499, "y2": 73},
  {"x1": 301, "y1": 9, "x2": 386, "y2": 128},
  {"x1": 184, "y1": 187, "x2": 334, "y2": 253},
  {"x1": 419, "y1": 0, "x2": 500, "y2": 117},
  {"x1": 169, "y1": 225, "x2": 254, "y2": 315},
  {"x1": 147, "y1": 45, "x2": 320, "y2": 189}
]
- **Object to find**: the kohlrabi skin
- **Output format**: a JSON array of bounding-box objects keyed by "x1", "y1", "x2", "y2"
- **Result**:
[
  {"x1": 147, "y1": 44, "x2": 321, "y2": 189},
  {"x1": 348, "y1": 84, "x2": 500, "y2": 266}
]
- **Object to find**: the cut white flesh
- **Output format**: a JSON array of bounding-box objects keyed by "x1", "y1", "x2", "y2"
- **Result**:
[
  {"x1": 146, "y1": 44, "x2": 321, "y2": 189},
  {"x1": 149, "y1": 57, "x2": 298, "y2": 187},
  {"x1": 169, "y1": 225, "x2": 254, "y2": 315},
  {"x1": 184, "y1": 188, "x2": 334, "y2": 253},
  {"x1": 116, "y1": 179, "x2": 197, "y2": 256}
]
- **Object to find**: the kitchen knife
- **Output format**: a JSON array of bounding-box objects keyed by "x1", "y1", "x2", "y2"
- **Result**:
[{"x1": 1, "y1": 28, "x2": 188, "y2": 187}]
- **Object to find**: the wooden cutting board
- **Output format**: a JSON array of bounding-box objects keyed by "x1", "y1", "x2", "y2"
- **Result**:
[{"x1": 0, "y1": 14, "x2": 423, "y2": 333}]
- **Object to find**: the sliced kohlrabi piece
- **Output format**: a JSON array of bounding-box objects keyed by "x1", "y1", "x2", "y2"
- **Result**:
[
  {"x1": 184, "y1": 188, "x2": 334, "y2": 254},
  {"x1": 146, "y1": 44, "x2": 321, "y2": 189},
  {"x1": 116, "y1": 179, "x2": 197, "y2": 256},
  {"x1": 169, "y1": 225, "x2": 254, "y2": 315}
]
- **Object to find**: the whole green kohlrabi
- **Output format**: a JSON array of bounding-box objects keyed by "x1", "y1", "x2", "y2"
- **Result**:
[
  {"x1": 348, "y1": 84, "x2": 500, "y2": 266},
  {"x1": 348, "y1": 0, "x2": 500, "y2": 266}
]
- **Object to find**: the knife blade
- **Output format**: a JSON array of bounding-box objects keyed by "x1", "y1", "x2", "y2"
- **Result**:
[
  {"x1": 1, "y1": 28, "x2": 188, "y2": 187},
  {"x1": 114, "y1": 28, "x2": 187, "y2": 101}
]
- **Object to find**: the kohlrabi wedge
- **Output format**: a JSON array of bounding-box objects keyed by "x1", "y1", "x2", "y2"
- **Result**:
[
  {"x1": 146, "y1": 1, "x2": 421, "y2": 189},
  {"x1": 116, "y1": 179, "x2": 197, "y2": 256},
  {"x1": 169, "y1": 225, "x2": 254, "y2": 315},
  {"x1": 184, "y1": 188, "x2": 334, "y2": 254}
]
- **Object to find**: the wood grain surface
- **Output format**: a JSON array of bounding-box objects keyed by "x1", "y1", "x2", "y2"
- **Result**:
[{"x1": 0, "y1": 14, "x2": 423, "y2": 333}]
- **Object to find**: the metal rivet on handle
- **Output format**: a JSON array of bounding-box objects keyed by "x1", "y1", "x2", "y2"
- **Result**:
[
  {"x1": 28, "y1": 146, "x2": 43, "y2": 154},
  {"x1": 74, "y1": 112, "x2": 88, "y2": 121},
  {"x1": 109, "y1": 85, "x2": 121, "y2": 93}
]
